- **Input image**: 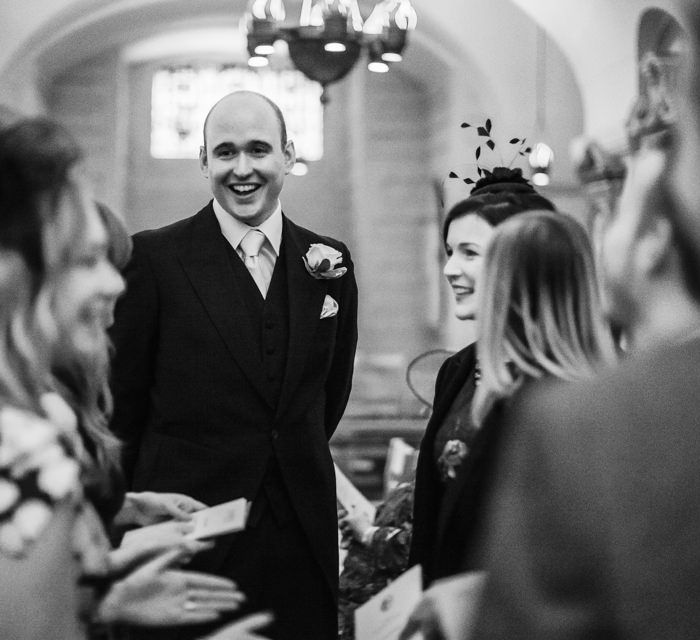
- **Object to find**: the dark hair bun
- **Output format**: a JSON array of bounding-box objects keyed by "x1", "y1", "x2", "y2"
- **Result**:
[{"x1": 471, "y1": 166, "x2": 536, "y2": 195}]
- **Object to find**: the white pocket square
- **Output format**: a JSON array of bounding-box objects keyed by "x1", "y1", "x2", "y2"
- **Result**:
[{"x1": 320, "y1": 294, "x2": 339, "y2": 319}]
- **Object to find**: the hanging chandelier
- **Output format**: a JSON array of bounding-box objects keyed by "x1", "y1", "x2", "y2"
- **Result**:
[{"x1": 245, "y1": 0, "x2": 418, "y2": 101}]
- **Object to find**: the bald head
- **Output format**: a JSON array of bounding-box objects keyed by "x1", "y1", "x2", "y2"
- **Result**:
[{"x1": 202, "y1": 91, "x2": 287, "y2": 151}]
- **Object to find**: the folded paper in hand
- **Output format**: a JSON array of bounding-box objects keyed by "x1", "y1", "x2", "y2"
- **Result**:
[
  {"x1": 334, "y1": 462, "x2": 376, "y2": 522},
  {"x1": 122, "y1": 497, "x2": 249, "y2": 547},
  {"x1": 187, "y1": 498, "x2": 249, "y2": 540},
  {"x1": 355, "y1": 564, "x2": 423, "y2": 640}
]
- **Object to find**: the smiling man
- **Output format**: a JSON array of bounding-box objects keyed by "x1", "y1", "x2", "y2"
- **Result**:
[
  {"x1": 201, "y1": 92, "x2": 291, "y2": 228},
  {"x1": 109, "y1": 91, "x2": 358, "y2": 640}
]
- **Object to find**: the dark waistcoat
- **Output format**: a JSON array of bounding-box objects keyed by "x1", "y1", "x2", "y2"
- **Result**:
[{"x1": 225, "y1": 239, "x2": 294, "y2": 525}]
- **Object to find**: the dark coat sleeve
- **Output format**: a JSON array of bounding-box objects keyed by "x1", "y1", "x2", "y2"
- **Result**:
[
  {"x1": 108, "y1": 232, "x2": 160, "y2": 484},
  {"x1": 322, "y1": 241, "x2": 358, "y2": 438},
  {"x1": 408, "y1": 351, "x2": 461, "y2": 573}
]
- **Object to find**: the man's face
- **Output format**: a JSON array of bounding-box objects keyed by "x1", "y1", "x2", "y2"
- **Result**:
[
  {"x1": 200, "y1": 93, "x2": 295, "y2": 227},
  {"x1": 600, "y1": 149, "x2": 665, "y2": 327}
]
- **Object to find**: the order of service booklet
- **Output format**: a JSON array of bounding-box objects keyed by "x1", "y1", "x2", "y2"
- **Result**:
[
  {"x1": 122, "y1": 497, "x2": 249, "y2": 547},
  {"x1": 188, "y1": 497, "x2": 249, "y2": 539},
  {"x1": 334, "y1": 462, "x2": 377, "y2": 523},
  {"x1": 354, "y1": 564, "x2": 423, "y2": 640}
]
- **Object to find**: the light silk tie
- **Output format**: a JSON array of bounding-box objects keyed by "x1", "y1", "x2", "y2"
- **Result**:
[{"x1": 240, "y1": 229, "x2": 268, "y2": 297}]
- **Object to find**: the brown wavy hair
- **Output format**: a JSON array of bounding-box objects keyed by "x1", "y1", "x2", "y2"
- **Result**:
[{"x1": 0, "y1": 118, "x2": 122, "y2": 492}]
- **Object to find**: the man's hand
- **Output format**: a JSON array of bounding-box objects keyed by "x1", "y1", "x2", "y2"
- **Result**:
[
  {"x1": 116, "y1": 491, "x2": 208, "y2": 526},
  {"x1": 398, "y1": 572, "x2": 486, "y2": 640}
]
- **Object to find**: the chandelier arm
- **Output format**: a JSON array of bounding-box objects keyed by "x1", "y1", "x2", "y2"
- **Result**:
[{"x1": 244, "y1": 0, "x2": 417, "y2": 99}]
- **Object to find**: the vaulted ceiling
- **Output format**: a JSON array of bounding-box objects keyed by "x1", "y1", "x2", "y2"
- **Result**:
[{"x1": 0, "y1": 0, "x2": 684, "y2": 147}]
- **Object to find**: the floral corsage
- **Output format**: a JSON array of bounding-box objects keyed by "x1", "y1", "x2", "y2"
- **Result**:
[
  {"x1": 438, "y1": 439, "x2": 468, "y2": 481},
  {"x1": 303, "y1": 243, "x2": 347, "y2": 280}
]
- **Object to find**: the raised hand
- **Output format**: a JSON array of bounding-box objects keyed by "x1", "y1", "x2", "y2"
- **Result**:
[
  {"x1": 98, "y1": 546, "x2": 245, "y2": 626},
  {"x1": 116, "y1": 519, "x2": 205, "y2": 559},
  {"x1": 398, "y1": 572, "x2": 485, "y2": 640},
  {"x1": 109, "y1": 522, "x2": 213, "y2": 575},
  {"x1": 116, "y1": 491, "x2": 208, "y2": 526}
]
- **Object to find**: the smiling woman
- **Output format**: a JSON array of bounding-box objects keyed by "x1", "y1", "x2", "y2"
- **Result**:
[
  {"x1": 0, "y1": 117, "x2": 271, "y2": 640},
  {"x1": 443, "y1": 214, "x2": 494, "y2": 321},
  {"x1": 409, "y1": 167, "x2": 556, "y2": 587},
  {"x1": 51, "y1": 187, "x2": 125, "y2": 364},
  {"x1": 0, "y1": 116, "x2": 113, "y2": 640}
]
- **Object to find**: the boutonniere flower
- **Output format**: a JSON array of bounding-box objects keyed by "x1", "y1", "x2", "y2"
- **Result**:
[{"x1": 303, "y1": 243, "x2": 347, "y2": 280}]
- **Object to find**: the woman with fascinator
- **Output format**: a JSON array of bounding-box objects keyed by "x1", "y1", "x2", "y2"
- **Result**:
[
  {"x1": 334, "y1": 167, "x2": 554, "y2": 639},
  {"x1": 408, "y1": 166, "x2": 556, "y2": 587},
  {"x1": 401, "y1": 208, "x2": 616, "y2": 640}
]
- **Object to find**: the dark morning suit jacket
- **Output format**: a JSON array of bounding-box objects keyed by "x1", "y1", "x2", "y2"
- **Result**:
[
  {"x1": 472, "y1": 336, "x2": 700, "y2": 640},
  {"x1": 109, "y1": 202, "x2": 358, "y2": 612},
  {"x1": 409, "y1": 342, "x2": 503, "y2": 586}
]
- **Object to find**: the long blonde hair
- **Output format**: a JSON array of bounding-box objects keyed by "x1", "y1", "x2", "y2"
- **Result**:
[
  {"x1": 472, "y1": 210, "x2": 616, "y2": 426},
  {"x1": 0, "y1": 250, "x2": 50, "y2": 411},
  {"x1": 0, "y1": 117, "x2": 80, "y2": 412}
]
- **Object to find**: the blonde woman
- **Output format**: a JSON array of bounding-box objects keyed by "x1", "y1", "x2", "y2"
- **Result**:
[{"x1": 473, "y1": 209, "x2": 617, "y2": 429}]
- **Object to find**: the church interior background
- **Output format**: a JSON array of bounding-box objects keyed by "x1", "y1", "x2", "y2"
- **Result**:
[{"x1": 1, "y1": 0, "x2": 682, "y2": 496}]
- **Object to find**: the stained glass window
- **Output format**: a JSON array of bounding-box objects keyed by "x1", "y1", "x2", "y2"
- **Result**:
[{"x1": 151, "y1": 64, "x2": 323, "y2": 161}]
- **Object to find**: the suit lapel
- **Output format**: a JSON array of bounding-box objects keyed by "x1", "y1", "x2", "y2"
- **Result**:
[
  {"x1": 177, "y1": 204, "x2": 275, "y2": 409},
  {"x1": 275, "y1": 217, "x2": 327, "y2": 420}
]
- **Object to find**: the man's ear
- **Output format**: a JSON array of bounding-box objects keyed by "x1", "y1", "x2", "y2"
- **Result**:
[
  {"x1": 199, "y1": 146, "x2": 209, "y2": 178},
  {"x1": 283, "y1": 140, "x2": 296, "y2": 174}
]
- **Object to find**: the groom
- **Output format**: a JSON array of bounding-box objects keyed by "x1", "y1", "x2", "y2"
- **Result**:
[{"x1": 109, "y1": 91, "x2": 358, "y2": 639}]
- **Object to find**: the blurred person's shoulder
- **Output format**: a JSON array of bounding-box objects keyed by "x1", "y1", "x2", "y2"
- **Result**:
[
  {"x1": 133, "y1": 212, "x2": 201, "y2": 242},
  {"x1": 508, "y1": 336, "x2": 700, "y2": 452},
  {"x1": 131, "y1": 204, "x2": 214, "y2": 255}
]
